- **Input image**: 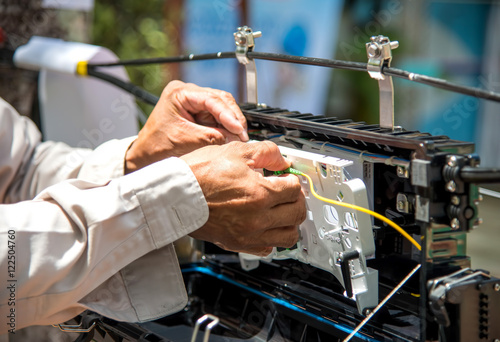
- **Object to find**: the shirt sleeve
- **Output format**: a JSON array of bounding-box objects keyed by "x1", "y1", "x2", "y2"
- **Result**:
[
  {"x1": 0, "y1": 157, "x2": 208, "y2": 332},
  {"x1": 0, "y1": 97, "x2": 209, "y2": 332},
  {"x1": 0, "y1": 97, "x2": 134, "y2": 203}
]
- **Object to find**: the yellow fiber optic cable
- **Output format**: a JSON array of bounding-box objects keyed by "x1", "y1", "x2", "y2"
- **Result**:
[{"x1": 279, "y1": 167, "x2": 422, "y2": 251}]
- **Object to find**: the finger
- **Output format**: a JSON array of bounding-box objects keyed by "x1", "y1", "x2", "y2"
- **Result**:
[
  {"x1": 253, "y1": 225, "x2": 300, "y2": 249},
  {"x1": 244, "y1": 140, "x2": 290, "y2": 171},
  {"x1": 180, "y1": 121, "x2": 226, "y2": 146},
  {"x1": 210, "y1": 89, "x2": 248, "y2": 140},
  {"x1": 178, "y1": 86, "x2": 247, "y2": 138},
  {"x1": 232, "y1": 246, "x2": 274, "y2": 257},
  {"x1": 262, "y1": 174, "x2": 303, "y2": 205},
  {"x1": 260, "y1": 193, "x2": 306, "y2": 228}
]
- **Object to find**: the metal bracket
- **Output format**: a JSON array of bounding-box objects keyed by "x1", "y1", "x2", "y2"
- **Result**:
[
  {"x1": 427, "y1": 268, "x2": 491, "y2": 327},
  {"x1": 234, "y1": 26, "x2": 261, "y2": 104},
  {"x1": 52, "y1": 321, "x2": 96, "y2": 333},
  {"x1": 366, "y1": 35, "x2": 399, "y2": 130},
  {"x1": 190, "y1": 314, "x2": 220, "y2": 342}
]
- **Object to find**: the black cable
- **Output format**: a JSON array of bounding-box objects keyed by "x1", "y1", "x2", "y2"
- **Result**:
[
  {"x1": 86, "y1": 50, "x2": 500, "y2": 104},
  {"x1": 459, "y1": 166, "x2": 500, "y2": 183},
  {"x1": 247, "y1": 51, "x2": 368, "y2": 72},
  {"x1": 384, "y1": 67, "x2": 500, "y2": 103},
  {"x1": 87, "y1": 52, "x2": 236, "y2": 68},
  {"x1": 87, "y1": 68, "x2": 159, "y2": 106}
]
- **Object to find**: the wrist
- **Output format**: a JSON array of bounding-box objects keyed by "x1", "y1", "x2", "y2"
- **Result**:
[{"x1": 124, "y1": 140, "x2": 141, "y2": 174}]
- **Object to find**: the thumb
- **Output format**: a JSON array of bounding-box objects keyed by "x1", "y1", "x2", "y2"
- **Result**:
[
  {"x1": 184, "y1": 121, "x2": 226, "y2": 146},
  {"x1": 246, "y1": 141, "x2": 290, "y2": 171}
]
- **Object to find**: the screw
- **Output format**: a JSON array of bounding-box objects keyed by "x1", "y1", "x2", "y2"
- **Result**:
[
  {"x1": 446, "y1": 180, "x2": 457, "y2": 192},
  {"x1": 450, "y1": 218, "x2": 460, "y2": 230},
  {"x1": 390, "y1": 41, "x2": 399, "y2": 49},
  {"x1": 367, "y1": 43, "x2": 380, "y2": 58},
  {"x1": 451, "y1": 195, "x2": 460, "y2": 206},
  {"x1": 495, "y1": 284, "x2": 500, "y2": 292},
  {"x1": 397, "y1": 200, "x2": 405, "y2": 211},
  {"x1": 234, "y1": 32, "x2": 247, "y2": 46},
  {"x1": 447, "y1": 155, "x2": 458, "y2": 167},
  {"x1": 397, "y1": 166, "x2": 408, "y2": 178},
  {"x1": 252, "y1": 31, "x2": 262, "y2": 38}
]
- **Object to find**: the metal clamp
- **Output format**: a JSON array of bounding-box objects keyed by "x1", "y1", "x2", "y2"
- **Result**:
[
  {"x1": 366, "y1": 35, "x2": 399, "y2": 130},
  {"x1": 427, "y1": 268, "x2": 491, "y2": 327},
  {"x1": 52, "y1": 321, "x2": 96, "y2": 333},
  {"x1": 234, "y1": 26, "x2": 261, "y2": 104},
  {"x1": 190, "y1": 314, "x2": 220, "y2": 342}
]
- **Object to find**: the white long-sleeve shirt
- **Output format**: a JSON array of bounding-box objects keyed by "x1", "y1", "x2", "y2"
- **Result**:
[{"x1": 0, "y1": 97, "x2": 209, "y2": 334}]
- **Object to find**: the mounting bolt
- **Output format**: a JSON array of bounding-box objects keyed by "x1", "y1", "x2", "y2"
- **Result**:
[
  {"x1": 450, "y1": 218, "x2": 460, "y2": 230},
  {"x1": 447, "y1": 155, "x2": 458, "y2": 167},
  {"x1": 495, "y1": 284, "x2": 500, "y2": 292},
  {"x1": 451, "y1": 195, "x2": 460, "y2": 206},
  {"x1": 397, "y1": 200, "x2": 405, "y2": 211},
  {"x1": 367, "y1": 43, "x2": 380, "y2": 58},
  {"x1": 397, "y1": 166, "x2": 409, "y2": 178},
  {"x1": 446, "y1": 180, "x2": 457, "y2": 192}
]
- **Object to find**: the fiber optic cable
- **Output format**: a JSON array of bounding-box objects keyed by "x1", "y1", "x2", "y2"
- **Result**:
[{"x1": 278, "y1": 167, "x2": 422, "y2": 251}]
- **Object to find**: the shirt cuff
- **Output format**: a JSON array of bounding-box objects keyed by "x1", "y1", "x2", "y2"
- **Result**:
[
  {"x1": 120, "y1": 157, "x2": 209, "y2": 249},
  {"x1": 78, "y1": 136, "x2": 137, "y2": 181}
]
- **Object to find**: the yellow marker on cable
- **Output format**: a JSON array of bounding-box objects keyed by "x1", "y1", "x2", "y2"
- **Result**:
[
  {"x1": 76, "y1": 60, "x2": 88, "y2": 76},
  {"x1": 276, "y1": 167, "x2": 422, "y2": 251}
]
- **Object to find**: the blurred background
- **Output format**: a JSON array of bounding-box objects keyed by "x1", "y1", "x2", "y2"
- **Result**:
[
  {"x1": 1, "y1": 0, "x2": 500, "y2": 165},
  {"x1": 1, "y1": 0, "x2": 499, "y2": 272}
]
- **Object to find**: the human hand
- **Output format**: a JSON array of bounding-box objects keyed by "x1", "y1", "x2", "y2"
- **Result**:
[
  {"x1": 125, "y1": 80, "x2": 248, "y2": 173},
  {"x1": 181, "y1": 141, "x2": 306, "y2": 256}
]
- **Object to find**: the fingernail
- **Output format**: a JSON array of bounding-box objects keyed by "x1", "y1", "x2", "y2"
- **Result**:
[{"x1": 241, "y1": 130, "x2": 249, "y2": 141}]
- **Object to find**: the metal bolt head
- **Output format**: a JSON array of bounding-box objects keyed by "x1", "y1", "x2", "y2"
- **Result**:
[
  {"x1": 390, "y1": 41, "x2": 399, "y2": 50},
  {"x1": 396, "y1": 166, "x2": 409, "y2": 178},
  {"x1": 450, "y1": 218, "x2": 460, "y2": 230},
  {"x1": 446, "y1": 180, "x2": 457, "y2": 192},
  {"x1": 234, "y1": 32, "x2": 247, "y2": 46},
  {"x1": 397, "y1": 200, "x2": 405, "y2": 211},
  {"x1": 447, "y1": 155, "x2": 458, "y2": 167},
  {"x1": 367, "y1": 43, "x2": 380, "y2": 58},
  {"x1": 451, "y1": 195, "x2": 460, "y2": 206},
  {"x1": 495, "y1": 283, "x2": 500, "y2": 292}
]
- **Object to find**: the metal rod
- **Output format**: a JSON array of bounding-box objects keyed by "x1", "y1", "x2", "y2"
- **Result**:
[{"x1": 343, "y1": 263, "x2": 421, "y2": 342}]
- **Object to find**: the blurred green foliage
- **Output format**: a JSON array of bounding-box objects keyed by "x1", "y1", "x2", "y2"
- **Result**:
[{"x1": 92, "y1": 0, "x2": 175, "y2": 114}]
